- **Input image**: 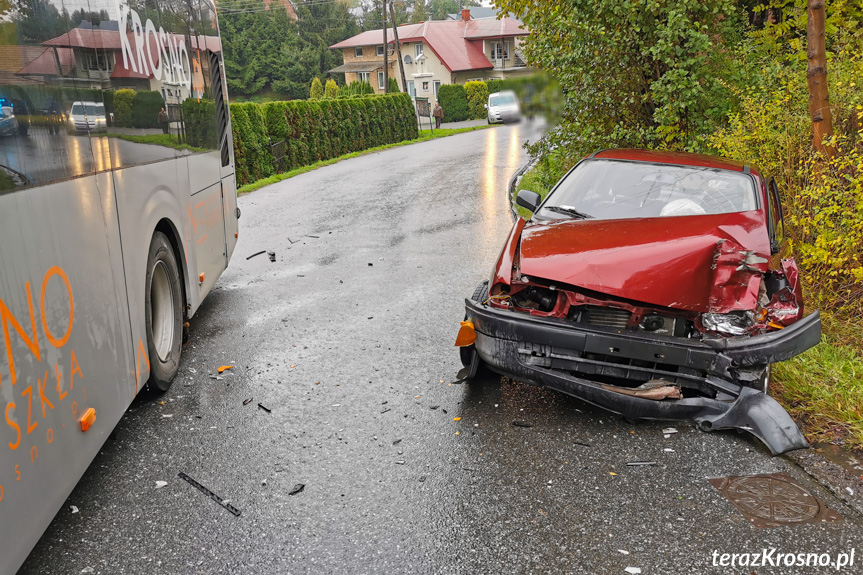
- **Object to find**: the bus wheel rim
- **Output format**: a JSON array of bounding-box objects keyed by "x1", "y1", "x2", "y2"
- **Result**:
[{"x1": 151, "y1": 260, "x2": 174, "y2": 362}]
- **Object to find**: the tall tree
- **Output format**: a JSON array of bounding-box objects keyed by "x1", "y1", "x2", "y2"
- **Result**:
[{"x1": 806, "y1": 0, "x2": 833, "y2": 155}]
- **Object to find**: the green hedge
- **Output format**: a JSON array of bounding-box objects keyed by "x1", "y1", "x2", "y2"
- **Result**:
[
  {"x1": 230, "y1": 102, "x2": 274, "y2": 186},
  {"x1": 237, "y1": 93, "x2": 416, "y2": 185},
  {"x1": 113, "y1": 89, "x2": 135, "y2": 127},
  {"x1": 437, "y1": 84, "x2": 469, "y2": 122},
  {"x1": 465, "y1": 81, "x2": 489, "y2": 120}
]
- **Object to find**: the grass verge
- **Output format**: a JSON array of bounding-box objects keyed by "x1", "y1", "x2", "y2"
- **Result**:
[
  {"x1": 237, "y1": 125, "x2": 494, "y2": 195},
  {"x1": 772, "y1": 316, "x2": 863, "y2": 449},
  {"x1": 107, "y1": 133, "x2": 208, "y2": 153}
]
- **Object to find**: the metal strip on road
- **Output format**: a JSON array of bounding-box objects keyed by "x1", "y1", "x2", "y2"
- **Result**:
[{"x1": 178, "y1": 472, "x2": 242, "y2": 517}]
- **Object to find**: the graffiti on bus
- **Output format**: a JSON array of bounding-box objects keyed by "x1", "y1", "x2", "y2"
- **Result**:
[{"x1": 1, "y1": 266, "x2": 87, "y2": 504}]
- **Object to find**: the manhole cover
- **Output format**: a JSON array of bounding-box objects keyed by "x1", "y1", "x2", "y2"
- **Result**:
[{"x1": 709, "y1": 472, "x2": 842, "y2": 528}]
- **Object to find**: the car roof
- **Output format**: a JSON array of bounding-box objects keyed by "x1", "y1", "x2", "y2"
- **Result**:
[{"x1": 589, "y1": 149, "x2": 761, "y2": 177}]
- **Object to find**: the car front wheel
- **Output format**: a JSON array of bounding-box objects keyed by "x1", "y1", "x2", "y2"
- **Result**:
[{"x1": 460, "y1": 281, "x2": 489, "y2": 378}]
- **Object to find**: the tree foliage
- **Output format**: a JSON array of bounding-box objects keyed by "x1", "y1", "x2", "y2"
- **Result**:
[
  {"x1": 310, "y1": 77, "x2": 324, "y2": 99},
  {"x1": 494, "y1": 0, "x2": 744, "y2": 157},
  {"x1": 221, "y1": 0, "x2": 359, "y2": 100}
]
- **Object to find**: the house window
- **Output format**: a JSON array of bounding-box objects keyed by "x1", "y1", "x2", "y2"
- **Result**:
[
  {"x1": 357, "y1": 71, "x2": 370, "y2": 83},
  {"x1": 407, "y1": 80, "x2": 415, "y2": 98},
  {"x1": 376, "y1": 45, "x2": 384, "y2": 56},
  {"x1": 83, "y1": 50, "x2": 110, "y2": 71},
  {"x1": 415, "y1": 43, "x2": 423, "y2": 58},
  {"x1": 355, "y1": 47, "x2": 363, "y2": 58},
  {"x1": 433, "y1": 80, "x2": 441, "y2": 98},
  {"x1": 490, "y1": 42, "x2": 510, "y2": 61},
  {"x1": 422, "y1": 81, "x2": 429, "y2": 91},
  {"x1": 378, "y1": 70, "x2": 385, "y2": 88}
]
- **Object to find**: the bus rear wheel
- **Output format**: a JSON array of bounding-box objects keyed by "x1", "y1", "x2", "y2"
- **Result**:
[{"x1": 145, "y1": 231, "x2": 183, "y2": 391}]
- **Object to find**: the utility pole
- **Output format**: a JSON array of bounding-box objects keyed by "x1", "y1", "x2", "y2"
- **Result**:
[
  {"x1": 390, "y1": 0, "x2": 407, "y2": 94},
  {"x1": 806, "y1": 0, "x2": 833, "y2": 156},
  {"x1": 382, "y1": 0, "x2": 389, "y2": 92}
]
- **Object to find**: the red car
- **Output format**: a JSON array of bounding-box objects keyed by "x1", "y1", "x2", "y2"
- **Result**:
[{"x1": 458, "y1": 149, "x2": 820, "y2": 455}]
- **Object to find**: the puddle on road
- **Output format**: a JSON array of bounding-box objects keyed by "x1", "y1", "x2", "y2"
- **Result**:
[{"x1": 813, "y1": 442, "x2": 863, "y2": 477}]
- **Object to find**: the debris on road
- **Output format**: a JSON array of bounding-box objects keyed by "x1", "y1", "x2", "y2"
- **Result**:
[
  {"x1": 80, "y1": 568, "x2": 94, "y2": 574},
  {"x1": 381, "y1": 408, "x2": 391, "y2": 414},
  {"x1": 246, "y1": 250, "x2": 266, "y2": 260},
  {"x1": 267, "y1": 251, "x2": 276, "y2": 262},
  {"x1": 626, "y1": 461, "x2": 657, "y2": 467},
  {"x1": 430, "y1": 405, "x2": 439, "y2": 410},
  {"x1": 624, "y1": 568, "x2": 642, "y2": 574},
  {"x1": 178, "y1": 472, "x2": 241, "y2": 516},
  {"x1": 512, "y1": 421, "x2": 533, "y2": 428},
  {"x1": 257, "y1": 403, "x2": 272, "y2": 413},
  {"x1": 662, "y1": 427, "x2": 678, "y2": 435},
  {"x1": 368, "y1": 262, "x2": 373, "y2": 266},
  {"x1": 261, "y1": 478, "x2": 267, "y2": 486},
  {"x1": 453, "y1": 417, "x2": 462, "y2": 422},
  {"x1": 289, "y1": 484, "x2": 305, "y2": 496},
  {"x1": 208, "y1": 375, "x2": 223, "y2": 380},
  {"x1": 70, "y1": 505, "x2": 79, "y2": 514},
  {"x1": 664, "y1": 448, "x2": 675, "y2": 452},
  {"x1": 393, "y1": 439, "x2": 402, "y2": 445},
  {"x1": 395, "y1": 460, "x2": 405, "y2": 465},
  {"x1": 162, "y1": 414, "x2": 173, "y2": 418},
  {"x1": 188, "y1": 368, "x2": 197, "y2": 374},
  {"x1": 609, "y1": 472, "x2": 618, "y2": 476},
  {"x1": 617, "y1": 550, "x2": 630, "y2": 555},
  {"x1": 574, "y1": 441, "x2": 591, "y2": 447},
  {"x1": 243, "y1": 398, "x2": 253, "y2": 406},
  {"x1": 307, "y1": 235, "x2": 319, "y2": 239},
  {"x1": 419, "y1": 476, "x2": 426, "y2": 482},
  {"x1": 218, "y1": 365, "x2": 234, "y2": 373}
]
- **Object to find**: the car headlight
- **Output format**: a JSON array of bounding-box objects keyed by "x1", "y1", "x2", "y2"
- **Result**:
[{"x1": 701, "y1": 312, "x2": 753, "y2": 336}]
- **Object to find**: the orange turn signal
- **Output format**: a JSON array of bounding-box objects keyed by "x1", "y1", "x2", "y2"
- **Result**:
[
  {"x1": 79, "y1": 408, "x2": 96, "y2": 432},
  {"x1": 199, "y1": 272, "x2": 205, "y2": 284},
  {"x1": 454, "y1": 320, "x2": 477, "y2": 347}
]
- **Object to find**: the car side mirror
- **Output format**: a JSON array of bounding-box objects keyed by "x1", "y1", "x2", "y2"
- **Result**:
[{"x1": 516, "y1": 189, "x2": 541, "y2": 213}]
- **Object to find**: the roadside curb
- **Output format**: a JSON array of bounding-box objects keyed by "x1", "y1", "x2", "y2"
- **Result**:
[
  {"x1": 508, "y1": 156, "x2": 537, "y2": 222},
  {"x1": 787, "y1": 448, "x2": 863, "y2": 516}
]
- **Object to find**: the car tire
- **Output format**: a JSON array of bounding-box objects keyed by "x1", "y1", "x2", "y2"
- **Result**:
[
  {"x1": 460, "y1": 281, "x2": 489, "y2": 373},
  {"x1": 145, "y1": 231, "x2": 183, "y2": 392}
]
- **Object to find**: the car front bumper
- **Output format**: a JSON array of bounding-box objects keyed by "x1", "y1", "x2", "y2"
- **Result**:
[{"x1": 465, "y1": 298, "x2": 821, "y2": 455}]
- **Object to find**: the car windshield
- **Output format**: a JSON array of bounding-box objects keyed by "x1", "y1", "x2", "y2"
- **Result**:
[
  {"x1": 489, "y1": 93, "x2": 516, "y2": 106},
  {"x1": 71, "y1": 103, "x2": 104, "y2": 116},
  {"x1": 537, "y1": 160, "x2": 757, "y2": 221}
]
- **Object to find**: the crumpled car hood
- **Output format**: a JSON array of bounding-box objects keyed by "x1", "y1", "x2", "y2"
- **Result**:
[{"x1": 517, "y1": 211, "x2": 771, "y2": 313}]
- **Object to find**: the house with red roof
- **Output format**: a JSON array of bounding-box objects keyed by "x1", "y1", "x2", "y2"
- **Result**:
[
  {"x1": 16, "y1": 21, "x2": 221, "y2": 104},
  {"x1": 328, "y1": 9, "x2": 530, "y2": 99}
]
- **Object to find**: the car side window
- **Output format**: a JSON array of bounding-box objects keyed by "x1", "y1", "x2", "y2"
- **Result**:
[{"x1": 767, "y1": 178, "x2": 785, "y2": 252}]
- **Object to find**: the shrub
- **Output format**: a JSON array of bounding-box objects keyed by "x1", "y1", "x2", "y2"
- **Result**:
[
  {"x1": 436, "y1": 84, "x2": 469, "y2": 122},
  {"x1": 485, "y1": 79, "x2": 503, "y2": 95},
  {"x1": 464, "y1": 81, "x2": 489, "y2": 120},
  {"x1": 324, "y1": 79, "x2": 339, "y2": 99},
  {"x1": 113, "y1": 89, "x2": 135, "y2": 127},
  {"x1": 131, "y1": 91, "x2": 164, "y2": 129},
  {"x1": 182, "y1": 98, "x2": 217, "y2": 149},
  {"x1": 387, "y1": 77, "x2": 399, "y2": 93},
  {"x1": 310, "y1": 77, "x2": 323, "y2": 100}
]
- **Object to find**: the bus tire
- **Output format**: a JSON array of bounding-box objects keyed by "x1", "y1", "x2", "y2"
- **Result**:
[{"x1": 145, "y1": 231, "x2": 183, "y2": 391}]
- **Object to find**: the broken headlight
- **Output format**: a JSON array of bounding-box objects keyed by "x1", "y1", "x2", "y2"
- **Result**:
[{"x1": 701, "y1": 311, "x2": 753, "y2": 336}]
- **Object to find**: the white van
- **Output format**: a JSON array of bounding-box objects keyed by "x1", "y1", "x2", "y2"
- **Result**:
[{"x1": 68, "y1": 100, "x2": 107, "y2": 132}]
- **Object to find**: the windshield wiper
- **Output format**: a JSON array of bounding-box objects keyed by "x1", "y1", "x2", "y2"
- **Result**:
[{"x1": 543, "y1": 205, "x2": 593, "y2": 219}]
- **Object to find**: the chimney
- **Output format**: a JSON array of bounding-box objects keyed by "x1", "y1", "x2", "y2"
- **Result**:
[{"x1": 461, "y1": 9, "x2": 470, "y2": 22}]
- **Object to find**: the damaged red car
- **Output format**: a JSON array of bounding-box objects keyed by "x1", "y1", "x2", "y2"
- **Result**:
[{"x1": 458, "y1": 149, "x2": 820, "y2": 455}]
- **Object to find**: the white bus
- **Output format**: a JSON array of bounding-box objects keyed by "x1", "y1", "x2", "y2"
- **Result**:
[{"x1": 0, "y1": 1, "x2": 238, "y2": 571}]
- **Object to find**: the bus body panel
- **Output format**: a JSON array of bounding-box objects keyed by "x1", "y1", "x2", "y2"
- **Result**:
[
  {"x1": 0, "y1": 172, "x2": 136, "y2": 573},
  {"x1": 0, "y1": 0, "x2": 235, "y2": 570}
]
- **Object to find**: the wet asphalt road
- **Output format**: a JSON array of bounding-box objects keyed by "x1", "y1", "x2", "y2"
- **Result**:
[{"x1": 20, "y1": 122, "x2": 862, "y2": 574}]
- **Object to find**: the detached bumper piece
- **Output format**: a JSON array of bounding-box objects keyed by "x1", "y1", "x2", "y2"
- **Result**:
[{"x1": 466, "y1": 298, "x2": 821, "y2": 455}]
